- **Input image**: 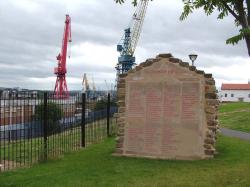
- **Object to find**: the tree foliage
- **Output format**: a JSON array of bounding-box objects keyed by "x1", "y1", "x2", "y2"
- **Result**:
[
  {"x1": 115, "y1": 0, "x2": 153, "y2": 6},
  {"x1": 181, "y1": 0, "x2": 250, "y2": 56},
  {"x1": 115, "y1": 0, "x2": 250, "y2": 56},
  {"x1": 94, "y1": 99, "x2": 117, "y2": 111},
  {"x1": 115, "y1": 0, "x2": 138, "y2": 6},
  {"x1": 35, "y1": 102, "x2": 63, "y2": 135}
]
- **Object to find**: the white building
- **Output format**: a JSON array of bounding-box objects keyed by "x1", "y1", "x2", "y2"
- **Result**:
[{"x1": 219, "y1": 82, "x2": 250, "y2": 102}]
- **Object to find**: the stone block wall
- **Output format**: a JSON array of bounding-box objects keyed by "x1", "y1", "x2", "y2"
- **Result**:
[{"x1": 114, "y1": 53, "x2": 219, "y2": 159}]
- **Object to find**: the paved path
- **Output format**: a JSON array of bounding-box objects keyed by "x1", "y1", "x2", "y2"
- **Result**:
[{"x1": 220, "y1": 128, "x2": 250, "y2": 141}]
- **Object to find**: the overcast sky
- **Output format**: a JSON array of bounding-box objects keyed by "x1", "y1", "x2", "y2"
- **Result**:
[{"x1": 0, "y1": 0, "x2": 249, "y2": 91}]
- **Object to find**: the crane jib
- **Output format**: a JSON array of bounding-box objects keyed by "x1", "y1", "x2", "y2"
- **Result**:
[
  {"x1": 53, "y1": 15, "x2": 71, "y2": 99},
  {"x1": 116, "y1": 0, "x2": 149, "y2": 75}
]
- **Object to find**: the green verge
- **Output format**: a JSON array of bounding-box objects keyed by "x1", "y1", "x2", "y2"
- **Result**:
[
  {"x1": 219, "y1": 102, "x2": 250, "y2": 113},
  {"x1": 219, "y1": 102, "x2": 250, "y2": 133},
  {"x1": 0, "y1": 119, "x2": 116, "y2": 166},
  {"x1": 220, "y1": 112, "x2": 250, "y2": 133},
  {"x1": 0, "y1": 136, "x2": 250, "y2": 187}
]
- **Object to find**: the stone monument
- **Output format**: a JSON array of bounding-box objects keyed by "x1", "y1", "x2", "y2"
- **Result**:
[{"x1": 114, "y1": 53, "x2": 219, "y2": 160}]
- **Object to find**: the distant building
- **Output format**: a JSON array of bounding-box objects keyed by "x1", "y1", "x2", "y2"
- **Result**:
[
  {"x1": 219, "y1": 81, "x2": 250, "y2": 102},
  {"x1": 0, "y1": 88, "x2": 38, "y2": 99}
]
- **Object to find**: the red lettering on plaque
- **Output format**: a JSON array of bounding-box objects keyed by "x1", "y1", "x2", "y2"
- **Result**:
[
  {"x1": 127, "y1": 126, "x2": 143, "y2": 151},
  {"x1": 163, "y1": 84, "x2": 181, "y2": 118},
  {"x1": 144, "y1": 122, "x2": 160, "y2": 153},
  {"x1": 181, "y1": 83, "x2": 199, "y2": 121},
  {"x1": 128, "y1": 88, "x2": 144, "y2": 117},
  {"x1": 161, "y1": 125, "x2": 178, "y2": 153},
  {"x1": 146, "y1": 88, "x2": 162, "y2": 121}
]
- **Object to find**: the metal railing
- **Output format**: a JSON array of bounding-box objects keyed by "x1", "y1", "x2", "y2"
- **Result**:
[{"x1": 0, "y1": 92, "x2": 117, "y2": 172}]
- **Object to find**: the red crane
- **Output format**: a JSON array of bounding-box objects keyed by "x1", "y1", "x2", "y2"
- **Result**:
[{"x1": 54, "y1": 14, "x2": 71, "y2": 99}]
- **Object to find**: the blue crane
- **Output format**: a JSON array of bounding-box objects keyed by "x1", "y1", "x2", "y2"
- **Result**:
[{"x1": 116, "y1": 0, "x2": 149, "y2": 75}]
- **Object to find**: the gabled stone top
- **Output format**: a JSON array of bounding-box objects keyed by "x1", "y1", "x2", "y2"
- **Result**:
[{"x1": 120, "y1": 53, "x2": 213, "y2": 79}]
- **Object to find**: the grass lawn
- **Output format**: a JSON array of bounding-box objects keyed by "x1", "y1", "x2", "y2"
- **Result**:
[
  {"x1": 219, "y1": 102, "x2": 250, "y2": 133},
  {"x1": 219, "y1": 102, "x2": 250, "y2": 113},
  {"x1": 0, "y1": 136, "x2": 250, "y2": 187},
  {"x1": 0, "y1": 118, "x2": 115, "y2": 170},
  {"x1": 220, "y1": 112, "x2": 250, "y2": 133}
]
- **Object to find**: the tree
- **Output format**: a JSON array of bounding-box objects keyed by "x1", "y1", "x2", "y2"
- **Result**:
[
  {"x1": 94, "y1": 99, "x2": 117, "y2": 111},
  {"x1": 115, "y1": 0, "x2": 138, "y2": 6},
  {"x1": 115, "y1": 0, "x2": 250, "y2": 57},
  {"x1": 35, "y1": 102, "x2": 63, "y2": 135}
]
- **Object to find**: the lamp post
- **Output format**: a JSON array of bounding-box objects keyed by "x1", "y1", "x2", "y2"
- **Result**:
[{"x1": 189, "y1": 54, "x2": 198, "y2": 66}]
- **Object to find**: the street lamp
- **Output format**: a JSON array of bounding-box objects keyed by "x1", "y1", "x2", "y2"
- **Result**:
[{"x1": 189, "y1": 54, "x2": 198, "y2": 66}]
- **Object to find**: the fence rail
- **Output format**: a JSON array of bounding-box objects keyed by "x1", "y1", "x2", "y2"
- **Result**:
[{"x1": 0, "y1": 92, "x2": 117, "y2": 172}]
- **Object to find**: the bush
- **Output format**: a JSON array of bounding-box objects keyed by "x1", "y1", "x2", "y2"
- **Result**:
[
  {"x1": 94, "y1": 99, "x2": 117, "y2": 111},
  {"x1": 35, "y1": 102, "x2": 63, "y2": 135}
]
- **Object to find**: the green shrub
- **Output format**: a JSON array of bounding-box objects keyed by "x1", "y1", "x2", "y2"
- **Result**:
[
  {"x1": 94, "y1": 99, "x2": 117, "y2": 111},
  {"x1": 35, "y1": 102, "x2": 63, "y2": 135}
]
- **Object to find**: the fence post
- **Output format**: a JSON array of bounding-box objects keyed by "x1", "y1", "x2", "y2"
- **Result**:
[
  {"x1": 43, "y1": 92, "x2": 48, "y2": 160},
  {"x1": 81, "y1": 93, "x2": 86, "y2": 147},
  {"x1": 107, "y1": 93, "x2": 110, "y2": 137}
]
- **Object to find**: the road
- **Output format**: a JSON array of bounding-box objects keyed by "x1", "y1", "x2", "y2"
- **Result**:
[{"x1": 220, "y1": 128, "x2": 250, "y2": 141}]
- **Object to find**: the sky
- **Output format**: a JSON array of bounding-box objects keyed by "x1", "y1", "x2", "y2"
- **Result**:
[{"x1": 0, "y1": 0, "x2": 249, "y2": 91}]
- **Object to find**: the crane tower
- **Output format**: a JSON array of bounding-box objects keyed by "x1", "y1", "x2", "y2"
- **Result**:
[
  {"x1": 82, "y1": 73, "x2": 90, "y2": 93},
  {"x1": 54, "y1": 15, "x2": 72, "y2": 98},
  {"x1": 82, "y1": 73, "x2": 91, "y2": 99},
  {"x1": 116, "y1": 0, "x2": 149, "y2": 74}
]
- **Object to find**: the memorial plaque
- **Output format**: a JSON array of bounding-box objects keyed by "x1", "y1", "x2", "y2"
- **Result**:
[{"x1": 115, "y1": 54, "x2": 219, "y2": 160}]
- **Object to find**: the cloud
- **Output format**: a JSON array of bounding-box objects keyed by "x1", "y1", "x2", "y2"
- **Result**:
[{"x1": 0, "y1": 0, "x2": 249, "y2": 91}]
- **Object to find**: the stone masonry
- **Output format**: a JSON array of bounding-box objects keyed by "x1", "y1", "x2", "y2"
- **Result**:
[{"x1": 114, "y1": 53, "x2": 219, "y2": 160}]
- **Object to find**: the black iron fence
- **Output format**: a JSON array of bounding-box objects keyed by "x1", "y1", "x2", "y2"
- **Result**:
[{"x1": 0, "y1": 92, "x2": 117, "y2": 172}]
